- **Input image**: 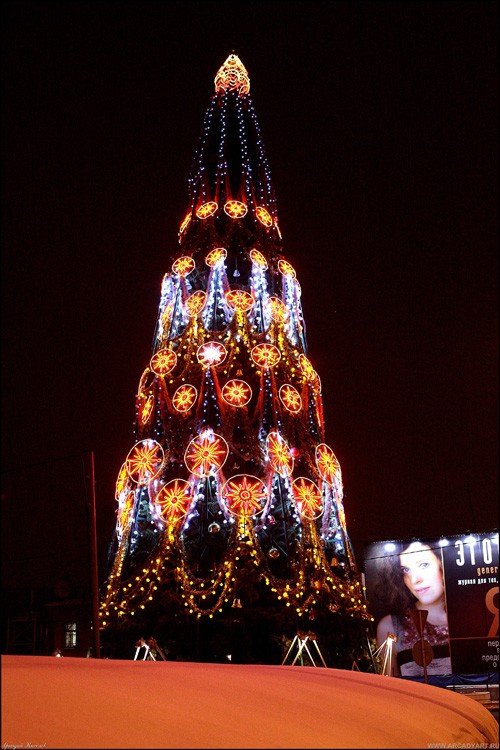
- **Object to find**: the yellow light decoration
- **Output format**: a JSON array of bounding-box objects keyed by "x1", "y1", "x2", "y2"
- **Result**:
[
  {"x1": 337, "y1": 497, "x2": 346, "y2": 530},
  {"x1": 278, "y1": 259, "x2": 296, "y2": 278},
  {"x1": 249, "y1": 248, "x2": 268, "y2": 269},
  {"x1": 118, "y1": 491, "x2": 134, "y2": 531},
  {"x1": 115, "y1": 462, "x2": 129, "y2": 499},
  {"x1": 160, "y1": 302, "x2": 174, "y2": 330},
  {"x1": 274, "y1": 221, "x2": 282, "y2": 240},
  {"x1": 178, "y1": 212, "x2": 191, "y2": 234},
  {"x1": 214, "y1": 54, "x2": 250, "y2": 96},
  {"x1": 172, "y1": 384, "x2": 198, "y2": 412},
  {"x1": 268, "y1": 296, "x2": 289, "y2": 323},
  {"x1": 315, "y1": 443, "x2": 341, "y2": 486},
  {"x1": 185, "y1": 290, "x2": 207, "y2": 316},
  {"x1": 155, "y1": 479, "x2": 193, "y2": 524},
  {"x1": 126, "y1": 439, "x2": 164, "y2": 484},
  {"x1": 139, "y1": 394, "x2": 154, "y2": 425},
  {"x1": 172, "y1": 256, "x2": 195, "y2": 277},
  {"x1": 292, "y1": 477, "x2": 323, "y2": 520},
  {"x1": 196, "y1": 341, "x2": 227, "y2": 367},
  {"x1": 184, "y1": 432, "x2": 228, "y2": 477},
  {"x1": 255, "y1": 206, "x2": 273, "y2": 227},
  {"x1": 196, "y1": 201, "x2": 218, "y2": 219},
  {"x1": 225, "y1": 289, "x2": 254, "y2": 312},
  {"x1": 279, "y1": 383, "x2": 302, "y2": 413},
  {"x1": 205, "y1": 247, "x2": 227, "y2": 267},
  {"x1": 138, "y1": 367, "x2": 154, "y2": 395},
  {"x1": 222, "y1": 474, "x2": 267, "y2": 518},
  {"x1": 221, "y1": 379, "x2": 252, "y2": 407},
  {"x1": 224, "y1": 200, "x2": 247, "y2": 218},
  {"x1": 299, "y1": 353, "x2": 316, "y2": 380},
  {"x1": 150, "y1": 348, "x2": 177, "y2": 375},
  {"x1": 251, "y1": 343, "x2": 281, "y2": 368},
  {"x1": 266, "y1": 431, "x2": 294, "y2": 477}
]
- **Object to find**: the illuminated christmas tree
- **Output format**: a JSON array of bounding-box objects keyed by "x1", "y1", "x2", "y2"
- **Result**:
[{"x1": 100, "y1": 55, "x2": 369, "y2": 663}]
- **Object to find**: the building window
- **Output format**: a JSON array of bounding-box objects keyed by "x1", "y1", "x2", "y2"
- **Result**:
[{"x1": 64, "y1": 622, "x2": 76, "y2": 649}]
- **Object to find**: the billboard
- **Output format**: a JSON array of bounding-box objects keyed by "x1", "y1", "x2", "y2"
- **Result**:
[{"x1": 364, "y1": 532, "x2": 499, "y2": 676}]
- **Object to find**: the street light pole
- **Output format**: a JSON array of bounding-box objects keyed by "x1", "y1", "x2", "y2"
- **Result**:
[{"x1": 88, "y1": 450, "x2": 101, "y2": 658}]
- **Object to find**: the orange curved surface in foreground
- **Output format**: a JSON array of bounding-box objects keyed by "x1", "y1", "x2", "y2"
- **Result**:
[{"x1": 2, "y1": 655, "x2": 498, "y2": 749}]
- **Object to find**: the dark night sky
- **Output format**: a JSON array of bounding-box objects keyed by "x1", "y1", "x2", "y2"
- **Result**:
[{"x1": 1, "y1": 0, "x2": 497, "y2": 587}]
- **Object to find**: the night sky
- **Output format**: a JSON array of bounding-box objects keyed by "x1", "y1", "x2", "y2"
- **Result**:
[{"x1": 1, "y1": 1, "x2": 497, "y2": 588}]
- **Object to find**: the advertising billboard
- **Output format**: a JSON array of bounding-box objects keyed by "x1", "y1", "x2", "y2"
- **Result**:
[{"x1": 364, "y1": 532, "x2": 499, "y2": 677}]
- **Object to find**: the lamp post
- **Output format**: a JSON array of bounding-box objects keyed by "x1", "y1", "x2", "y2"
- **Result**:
[{"x1": 87, "y1": 450, "x2": 101, "y2": 658}]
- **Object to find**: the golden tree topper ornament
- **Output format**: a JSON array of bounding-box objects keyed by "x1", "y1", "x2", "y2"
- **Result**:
[{"x1": 214, "y1": 54, "x2": 250, "y2": 96}]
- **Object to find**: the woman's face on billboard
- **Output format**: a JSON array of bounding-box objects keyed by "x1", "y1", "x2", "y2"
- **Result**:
[{"x1": 399, "y1": 543, "x2": 444, "y2": 606}]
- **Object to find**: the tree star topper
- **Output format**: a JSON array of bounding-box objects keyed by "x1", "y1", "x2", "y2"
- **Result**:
[{"x1": 214, "y1": 54, "x2": 250, "y2": 96}]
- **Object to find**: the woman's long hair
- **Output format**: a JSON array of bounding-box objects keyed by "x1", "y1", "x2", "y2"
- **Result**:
[{"x1": 374, "y1": 553, "x2": 416, "y2": 617}]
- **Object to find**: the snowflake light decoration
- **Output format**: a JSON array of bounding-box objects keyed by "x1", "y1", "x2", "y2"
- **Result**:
[
  {"x1": 155, "y1": 479, "x2": 193, "y2": 524},
  {"x1": 251, "y1": 343, "x2": 281, "y2": 369},
  {"x1": 249, "y1": 248, "x2": 268, "y2": 269},
  {"x1": 266, "y1": 431, "x2": 294, "y2": 477},
  {"x1": 315, "y1": 443, "x2": 341, "y2": 486},
  {"x1": 255, "y1": 206, "x2": 273, "y2": 227},
  {"x1": 292, "y1": 476, "x2": 323, "y2": 519},
  {"x1": 150, "y1": 348, "x2": 177, "y2": 375},
  {"x1": 172, "y1": 256, "x2": 195, "y2": 277},
  {"x1": 278, "y1": 259, "x2": 296, "y2": 278},
  {"x1": 205, "y1": 247, "x2": 227, "y2": 267},
  {"x1": 279, "y1": 383, "x2": 302, "y2": 413},
  {"x1": 196, "y1": 341, "x2": 228, "y2": 367},
  {"x1": 222, "y1": 475, "x2": 267, "y2": 518},
  {"x1": 186, "y1": 290, "x2": 207, "y2": 316},
  {"x1": 225, "y1": 289, "x2": 254, "y2": 312},
  {"x1": 196, "y1": 201, "x2": 218, "y2": 219},
  {"x1": 224, "y1": 200, "x2": 247, "y2": 218},
  {"x1": 184, "y1": 432, "x2": 228, "y2": 477},
  {"x1": 221, "y1": 379, "x2": 252, "y2": 407},
  {"x1": 172, "y1": 384, "x2": 197, "y2": 412},
  {"x1": 126, "y1": 439, "x2": 164, "y2": 484}
]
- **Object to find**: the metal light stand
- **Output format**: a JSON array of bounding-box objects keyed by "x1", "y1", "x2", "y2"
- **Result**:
[{"x1": 282, "y1": 632, "x2": 328, "y2": 668}]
